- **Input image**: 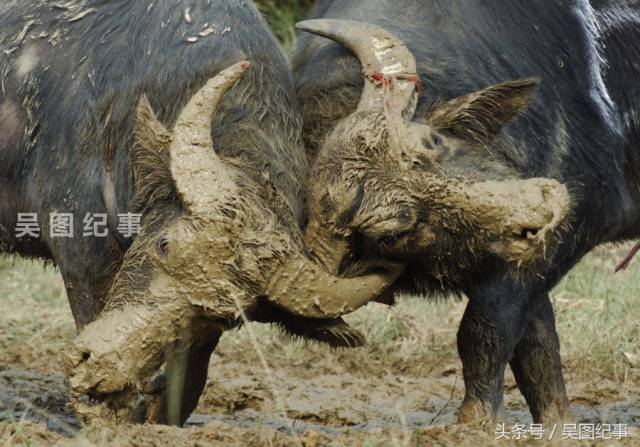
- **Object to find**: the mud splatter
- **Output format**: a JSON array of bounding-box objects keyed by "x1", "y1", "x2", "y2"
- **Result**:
[
  {"x1": 0, "y1": 101, "x2": 23, "y2": 150},
  {"x1": 14, "y1": 46, "x2": 39, "y2": 78}
]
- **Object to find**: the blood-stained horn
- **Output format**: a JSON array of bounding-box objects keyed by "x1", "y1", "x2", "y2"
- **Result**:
[
  {"x1": 296, "y1": 19, "x2": 419, "y2": 121},
  {"x1": 169, "y1": 61, "x2": 251, "y2": 213}
]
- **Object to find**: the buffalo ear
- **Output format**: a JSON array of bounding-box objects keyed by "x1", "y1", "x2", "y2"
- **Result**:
[
  {"x1": 134, "y1": 95, "x2": 171, "y2": 152},
  {"x1": 426, "y1": 78, "x2": 539, "y2": 146},
  {"x1": 131, "y1": 95, "x2": 177, "y2": 213}
]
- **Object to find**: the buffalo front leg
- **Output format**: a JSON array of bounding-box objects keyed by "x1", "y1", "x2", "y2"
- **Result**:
[
  {"x1": 456, "y1": 280, "x2": 529, "y2": 425},
  {"x1": 509, "y1": 294, "x2": 572, "y2": 424},
  {"x1": 143, "y1": 328, "x2": 223, "y2": 426}
]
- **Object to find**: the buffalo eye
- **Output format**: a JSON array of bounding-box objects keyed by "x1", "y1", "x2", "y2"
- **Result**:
[
  {"x1": 422, "y1": 132, "x2": 449, "y2": 160},
  {"x1": 158, "y1": 238, "x2": 170, "y2": 257},
  {"x1": 431, "y1": 133, "x2": 446, "y2": 152},
  {"x1": 422, "y1": 133, "x2": 447, "y2": 156}
]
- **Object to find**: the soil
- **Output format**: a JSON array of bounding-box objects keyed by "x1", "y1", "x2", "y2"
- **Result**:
[{"x1": 1, "y1": 355, "x2": 638, "y2": 446}]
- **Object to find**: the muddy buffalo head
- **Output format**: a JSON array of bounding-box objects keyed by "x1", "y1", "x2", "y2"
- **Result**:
[
  {"x1": 62, "y1": 62, "x2": 402, "y2": 415},
  {"x1": 297, "y1": 20, "x2": 570, "y2": 283}
]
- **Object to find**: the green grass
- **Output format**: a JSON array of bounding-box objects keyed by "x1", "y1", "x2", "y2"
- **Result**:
[
  {"x1": 0, "y1": 257, "x2": 72, "y2": 372},
  {"x1": 553, "y1": 247, "x2": 640, "y2": 382},
  {"x1": 254, "y1": 0, "x2": 314, "y2": 51}
]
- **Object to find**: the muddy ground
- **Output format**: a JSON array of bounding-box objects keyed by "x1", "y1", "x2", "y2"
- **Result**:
[{"x1": 0, "y1": 246, "x2": 639, "y2": 446}]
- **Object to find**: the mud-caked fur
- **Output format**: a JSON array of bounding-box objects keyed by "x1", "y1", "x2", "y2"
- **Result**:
[
  {"x1": 0, "y1": 0, "x2": 364, "y2": 425},
  {"x1": 306, "y1": 82, "x2": 559, "y2": 289},
  {"x1": 294, "y1": 0, "x2": 640, "y2": 425}
]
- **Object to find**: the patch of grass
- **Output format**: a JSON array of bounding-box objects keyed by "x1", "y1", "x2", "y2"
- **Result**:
[
  {"x1": 552, "y1": 245, "x2": 640, "y2": 383},
  {"x1": 254, "y1": 0, "x2": 314, "y2": 51},
  {"x1": 0, "y1": 257, "x2": 72, "y2": 372}
]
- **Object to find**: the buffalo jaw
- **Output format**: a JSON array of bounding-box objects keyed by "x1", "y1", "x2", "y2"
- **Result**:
[
  {"x1": 413, "y1": 176, "x2": 571, "y2": 265},
  {"x1": 60, "y1": 243, "x2": 401, "y2": 424},
  {"x1": 302, "y1": 176, "x2": 570, "y2": 279},
  {"x1": 476, "y1": 178, "x2": 570, "y2": 264},
  {"x1": 60, "y1": 276, "x2": 219, "y2": 424}
]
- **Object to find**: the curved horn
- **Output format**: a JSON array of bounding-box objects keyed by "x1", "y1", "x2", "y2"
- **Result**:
[
  {"x1": 169, "y1": 61, "x2": 251, "y2": 213},
  {"x1": 266, "y1": 252, "x2": 402, "y2": 319},
  {"x1": 296, "y1": 19, "x2": 419, "y2": 120}
]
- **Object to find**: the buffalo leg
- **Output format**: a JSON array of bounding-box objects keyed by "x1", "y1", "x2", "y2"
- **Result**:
[
  {"x1": 456, "y1": 280, "x2": 529, "y2": 424},
  {"x1": 178, "y1": 329, "x2": 223, "y2": 423},
  {"x1": 509, "y1": 294, "x2": 572, "y2": 424},
  {"x1": 144, "y1": 329, "x2": 223, "y2": 425}
]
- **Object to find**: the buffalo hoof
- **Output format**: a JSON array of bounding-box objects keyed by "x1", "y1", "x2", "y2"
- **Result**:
[
  {"x1": 456, "y1": 399, "x2": 505, "y2": 428},
  {"x1": 134, "y1": 373, "x2": 169, "y2": 425},
  {"x1": 536, "y1": 404, "x2": 575, "y2": 427},
  {"x1": 131, "y1": 372, "x2": 199, "y2": 426}
]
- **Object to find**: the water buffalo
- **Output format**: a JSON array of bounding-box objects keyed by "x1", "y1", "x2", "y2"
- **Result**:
[
  {"x1": 293, "y1": 0, "x2": 639, "y2": 425},
  {"x1": 0, "y1": 0, "x2": 398, "y2": 425}
]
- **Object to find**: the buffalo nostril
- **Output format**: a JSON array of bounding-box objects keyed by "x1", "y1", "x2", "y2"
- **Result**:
[
  {"x1": 519, "y1": 228, "x2": 539, "y2": 239},
  {"x1": 81, "y1": 351, "x2": 91, "y2": 362}
]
